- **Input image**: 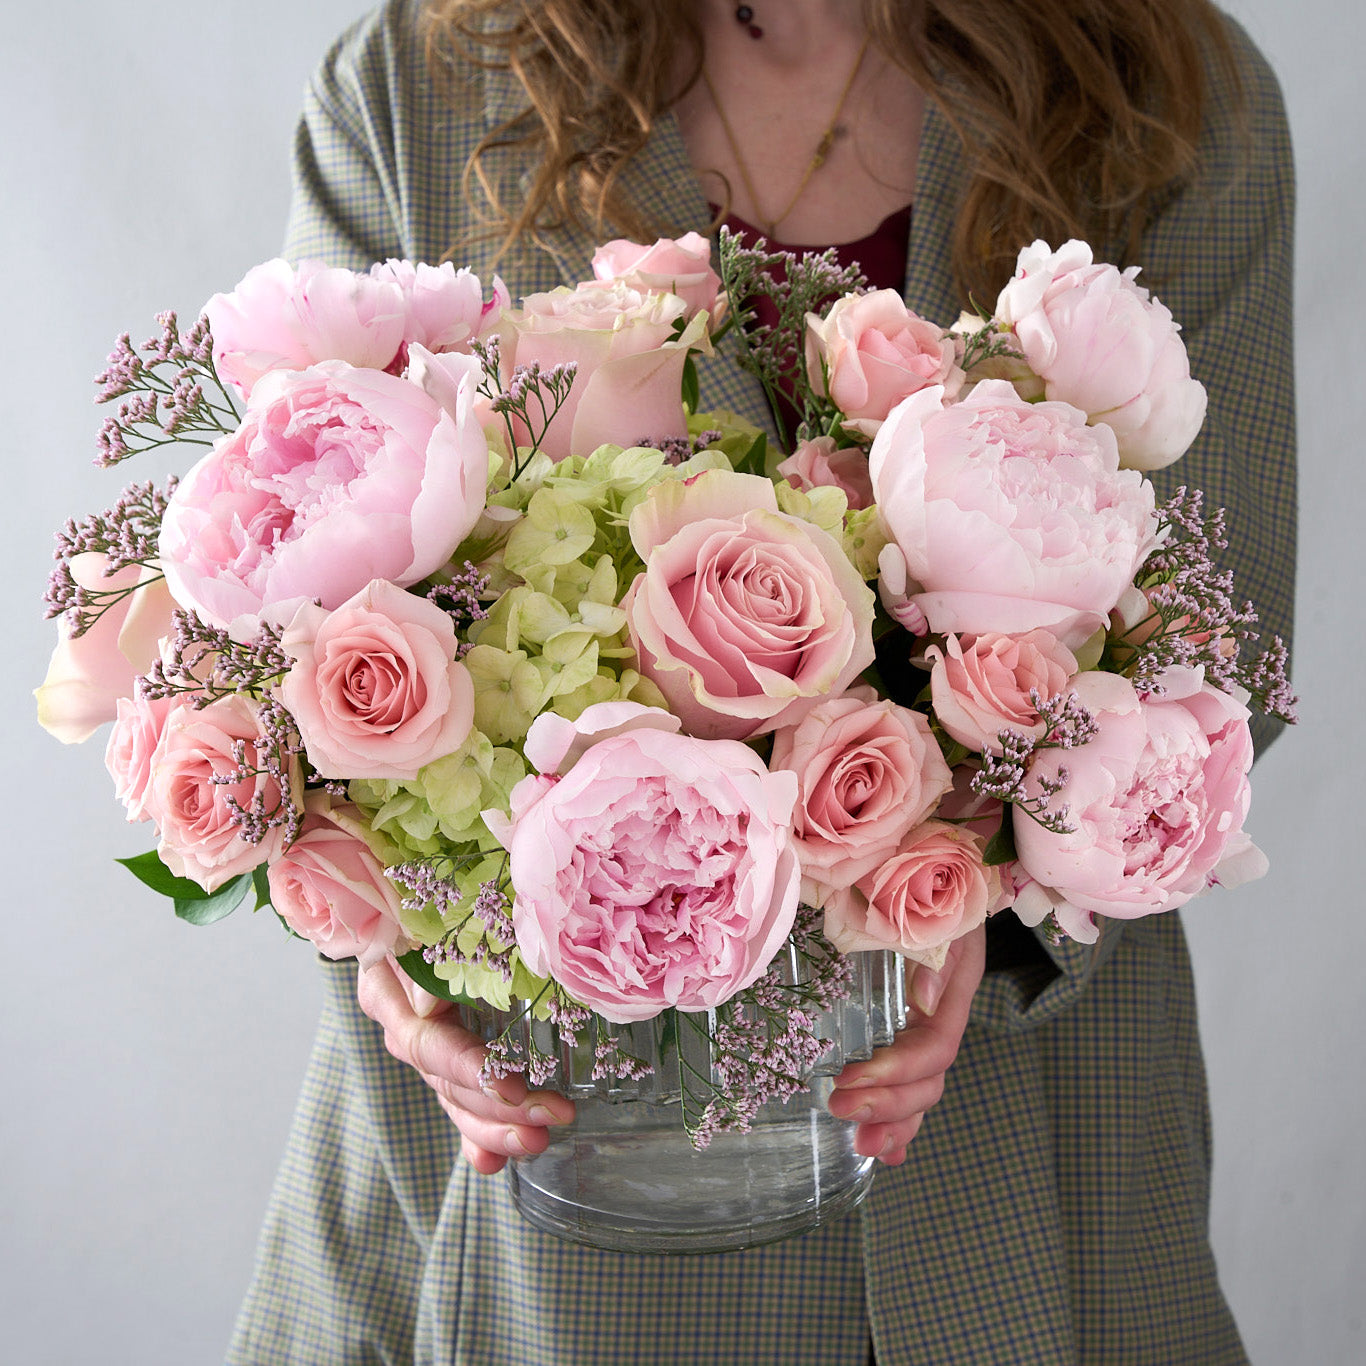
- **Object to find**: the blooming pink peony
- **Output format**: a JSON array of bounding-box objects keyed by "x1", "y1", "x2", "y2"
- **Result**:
[
  {"x1": 869, "y1": 380, "x2": 1159, "y2": 650},
  {"x1": 769, "y1": 688, "x2": 953, "y2": 901},
  {"x1": 158, "y1": 352, "x2": 488, "y2": 630},
  {"x1": 1011, "y1": 668, "x2": 1266, "y2": 942},
  {"x1": 485, "y1": 702, "x2": 801, "y2": 1023},
  {"x1": 806, "y1": 289, "x2": 962, "y2": 435},
  {"x1": 776, "y1": 436, "x2": 874, "y2": 510},
  {"x1": 994, "y1": 239, "x2": 1207, "y2": 470},
  {"x1": 623, "y1": 469, "x2": 876, "y2": 740},
  {"x1": 267, "y1": 794, "x2": 406, "y2": 968},
  {"x1": 497, "y1": 280, "x2": 709, "y2": 461},
  {"x1": 367, "y1": 258, "x2": 507, "y2": 355},
  {"x1": 280, "y1": 579, "x2": 475, "y2": 780},
  {"x1": 924, "y1": 630, "x2": 1079, "y2": 755},
  {"x1": 147, "y1": 695, "x2": 299, "y2": 891},
  {"x1": 591, "y1": 234, "x2": 723, "y2": 325},
  {"x1": 823, "y1": 820, "x2": 999, "y2": 969},
  {"x1": 35, "y1": 556, "x2": 176, "y2": 744}
]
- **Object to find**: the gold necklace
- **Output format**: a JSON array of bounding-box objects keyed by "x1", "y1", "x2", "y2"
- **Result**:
[{"x1": 701, "y1": 35, "x2": 871, "y2": 241}]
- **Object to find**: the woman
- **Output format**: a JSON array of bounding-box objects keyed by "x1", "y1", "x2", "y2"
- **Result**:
[{"x1": 230, "y1": 1, "x2": 1295, "y2": 1361}]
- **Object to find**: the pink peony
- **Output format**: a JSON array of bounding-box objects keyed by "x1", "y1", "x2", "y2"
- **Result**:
[
  {"x1": 994, "y1": 239, "x2": 1207, "y2": 470},
  {"x1": 805, "y1": 289, "x2": 962, "y2": 435},
  {"x1": 869, "y1": 380, "x2": 1159, "y2": 650},
  {"x1": 497, "y1": 280, "x2": 709, "y2": 461},
  {"x1": 769, "y1": 688, "x2": 953, "y2": 901},
  {"x1": 267, "y1": 794, "x2": 405, "y2": 968},
  {"x1": 158, "y1": 352, "x2": 488, "y2": 630},
  {"x1": 623, "y1": 469, "x2": 876, "y2": 740},
  {"x1": 823, "y1": 820, "x2": 999, "y2": 970},
  {"x1": 924, "y1": 630, "x2": 1079, "y2": 755},
  {"x1": 105, "y1": 692, "x2": 176, "y2": 822},
  {"x1": 367, "y1": 258, "x2": 507, "y2": 355},
  {"x1": 147, "y1": 695, "x2": 299, "y2": 892},
  {"x1": 776, "y1": 436, "x2": 874, "y2": 510},
  {"x1": 485, "y1": 702, "x2": 800, "y2": 1023},
  {"x1": 591, "y1": 233, "x2": 723, "y2": 325},
  {"x1": 1011, "y1": 668, "x2": 1266, "y2": 942},
  {"x1": 35, "y1": 556, "x2": 176, "y2": 744},
  {"x1": 280, "y1": 579, "x2": 475, "y2": 780}
]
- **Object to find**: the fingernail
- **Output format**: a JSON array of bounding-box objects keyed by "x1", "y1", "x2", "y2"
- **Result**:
[
  {"x1": 507, "y1": 1129, "x2": 530, "y2": 1156},
  {"x1": 911, "y1": 964, "x2": 945, "y2": 1017},
  {"x1": 527, "y1": 1104, "x2": 567, "y2": 1126}
]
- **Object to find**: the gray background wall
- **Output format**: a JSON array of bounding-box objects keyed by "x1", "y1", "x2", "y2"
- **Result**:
[{"x1": 2, "y1": 1, "x2": 1360, "y2": 1361}]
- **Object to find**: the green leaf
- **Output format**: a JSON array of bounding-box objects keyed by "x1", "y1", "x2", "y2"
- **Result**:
[
  {"x1": 681, "y1": 355, "x2": 700, "y2": 415},
  {"x1": 982, "y1": 811, "x2": 1018, "y2": 867},
  {"x1": 733, "y1": 431, "x2": 767, "y2": 477},
  {"x1": 396, "y1": 949, "x2": 482, "y2": 1008},
  {"x1": 252, "y1": 863, "x2": 273, "y2": 911},
  {"x1": 174, "y1": 872, "x2": 254, "y2": 925},
  {"x1": 117, "y1": 849, "x2": 219, "y2": 901}
]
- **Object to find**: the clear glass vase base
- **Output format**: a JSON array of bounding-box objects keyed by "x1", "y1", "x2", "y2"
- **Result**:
[{"x1": 506, "y1": 1077, "x2": 877, "y2": 1254}]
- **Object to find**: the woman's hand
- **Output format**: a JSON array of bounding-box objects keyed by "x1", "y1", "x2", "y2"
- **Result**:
[
  {"x1": 827, "y1": 924, "x2": 985, "y2": 1165},
  {"x1": 355, "y1": 955, "x2": 576, "y2": 1175}
]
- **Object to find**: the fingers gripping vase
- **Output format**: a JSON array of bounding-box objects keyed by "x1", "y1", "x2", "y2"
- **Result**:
[{"x1": 458, "y1": 948, "x2": 908, "y2": 1254}]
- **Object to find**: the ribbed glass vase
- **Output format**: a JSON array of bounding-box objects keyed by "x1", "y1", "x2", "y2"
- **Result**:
[{"x1": 458, "y1": 947, "x2": 908, "y2": 1254}]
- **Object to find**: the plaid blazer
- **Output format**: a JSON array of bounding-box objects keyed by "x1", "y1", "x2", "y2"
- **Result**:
[{"x1": 228, "y1": 3, "x2": 1296, "y2": 1362}]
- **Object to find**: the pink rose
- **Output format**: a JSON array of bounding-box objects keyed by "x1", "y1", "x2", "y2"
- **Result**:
[
  {"x1": 869, "y1": 380, "x2": 1159, "y2": 649},
  {"x1": 823, "y1": 820, "x2": 999, "y2": 969},
  {"x1": 591, "y1": 233, "x2": 723, "y2": 325},
  {"x1": 925, "y1": 630, "x2": 1079, "y2": 754},
  {"x1": 1011, "y1": 668, "x2": 1266, "y2": 942},
  {"x1": 280, "y1": 578, "x2": 474, "y2": 780},
  {"x1": 105, "y1": 692, "x2": 176, "y2": 822},
  {"x1": 805, "y1": 289, "x2": 962, "y2": 435},
  {"x1": 158, "y1": 352, "x2": 488, "y2": 629},
  {"x1": 206, "y1": 259, "x2": 406, "y2": 399},
  {"x1": 776, "y1": 436, "x2": 874, "y2": 510},
  {"x1": 485, "y1": 702, "x2": 800, "y2": 1023},
  {"x1": 995, "y1": 239, "x2": 1207, "y2": 470},
  {"x1": 622, "y1": 469, "x2": 876, "y2": 740},
  {"x1": 497, "y1": 280, "x2": 709, "y2": 461},
  {"x1": 267, "y1": 794, "x2": 405, "y2": 967},
  {"x1": 36, "y1": 556, "x2": 176, "y2": 744},
  {"x1": 148, "y1": 695, "x2": 299, "y2": 891},
  {"x1": 769, "y1": 689, "x2": 954, "y2": 902}
]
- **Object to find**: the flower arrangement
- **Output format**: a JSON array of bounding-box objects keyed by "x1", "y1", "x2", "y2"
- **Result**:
[{"x1": 37, "y1": 232, "x2": 1294, "y2": 1147}]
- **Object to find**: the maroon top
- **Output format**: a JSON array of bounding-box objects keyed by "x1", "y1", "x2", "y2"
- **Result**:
[{"x1": 714, "y1": 204, "x2": 913, "y2": 439}]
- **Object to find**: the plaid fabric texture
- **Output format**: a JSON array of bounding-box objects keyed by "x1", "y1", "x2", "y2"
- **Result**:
[{"x1": 228, "y1": 3, "x2": 1296, "y2": 1361}]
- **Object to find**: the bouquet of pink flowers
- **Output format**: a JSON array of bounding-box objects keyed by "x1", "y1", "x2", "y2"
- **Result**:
[{"x1": 37, "y1": 232, "x2": 1294, "y2": 1146}]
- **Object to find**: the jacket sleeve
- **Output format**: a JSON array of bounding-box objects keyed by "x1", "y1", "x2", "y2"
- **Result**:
[{"x1": 973, "y1": 17, "x2": 1297, "y2": 1033}]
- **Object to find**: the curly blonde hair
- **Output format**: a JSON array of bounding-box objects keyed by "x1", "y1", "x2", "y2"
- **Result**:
[{"x1": 423, "y1": 0, "x2": 1238, "y2": 302}]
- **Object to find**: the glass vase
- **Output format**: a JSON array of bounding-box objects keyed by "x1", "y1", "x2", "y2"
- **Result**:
[{"x1": 458, "y1": 947, "x2": 908, "y2": 1254}]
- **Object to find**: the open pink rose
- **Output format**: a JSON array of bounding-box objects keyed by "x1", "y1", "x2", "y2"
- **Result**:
[
  {"x1": 280, "y1": 579, "x2": 474, "y2": 780},
  {"x1": 158, "y1": 352, "x2": 488, "y2": 630},
  {"x1": 1011, "y1": 668, "x2": 1265, "y2": 942},
  {"x1": 36, "y1": 556, "x2": 176, "y2": 744},
  {"x1": 869, "y1": 380, "x2": 1159, "y2": 650},
  {"x1": 823, "y1": 820, "x2": 999, "y2": 969},
  {"x1": 148, "y1": 695, "x2": 299, "y2": 891},
  {"x1": 484, "y1": 702, "x2": 800, "y2": 1023},
  {"x1": 105, "y1": 692, "x2": 176, "y2": 821},
  {"x1": 776, "y1": 436, "x2": 874, "y2": 510},
  {"x1": 591, "y1": 233, "x2": 723, "y2": 325},
  {"x1": 497, "y1": 280, "x2": 709, "y2": 461},
  {"x1": 994, "y1": 239, "x2": 1207, "y2": 470},
  {"x1": 623, "y1": 469, "x2": 876, "y2": 740},
  {"x1": 805, "y1": 289, "x2": 962, "y2": 436},
  {"x1": 769, "y1": 688, "x2": 953, "y2": 901},
  {"x1": 925, "y1": 630, "x2": 1079, "y2": 755},
  {"x1": 267, "y1": 794, "x2": 405, "y2": 968}
]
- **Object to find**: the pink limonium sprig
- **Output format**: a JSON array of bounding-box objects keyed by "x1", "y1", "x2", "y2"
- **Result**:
[
  {"x1": 140, "y1": 608, "x2": 292, "y2": 704},
  {"x1": 634, "y1": 428, "x2": 724, "y2": 466},
  {"x1": 93, "y1": 312, "x2": 239, "y2": 467},
  {"x1": 970, "y1": 690, "x2": 1100, "y2": 837},
  {"x1": 1112, "y1": 487, "x2": 1298, "y2": 722},
  {"x1": 205, "y1": 695, "x2": 306, "y2": 847},
  {"x1": 471, "y1": 336, "x2": 578, "y2": 477},
  {"x1": 399, "y1": 866, "x2": 520, "y2": 985},
  {"x1": 425, "y1": 562, "x2": 491, "y2": 657},
  {"x1": 44, "y1": 478, "x2": 176, "y2": 636}
]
